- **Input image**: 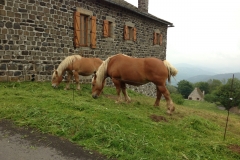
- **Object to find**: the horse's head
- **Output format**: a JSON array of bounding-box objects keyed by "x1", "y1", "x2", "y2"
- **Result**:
[
  {"x1": 91, "y1": 72, "x2": 105, "y2": 99},
  {"x1": 51, "y1": 70, "x2": 63, "y2": 88}
]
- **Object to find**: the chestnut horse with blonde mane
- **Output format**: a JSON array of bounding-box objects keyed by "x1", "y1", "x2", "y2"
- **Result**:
[
  {"x1": 91, "y1": 54, "x2": 178, "y2": 114},
  {"x1": 52, "y1": 55, "x2": 102, "y2": 90}
]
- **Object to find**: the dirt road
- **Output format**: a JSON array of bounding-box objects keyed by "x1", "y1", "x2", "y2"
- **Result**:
[{"x1": 0, "y1": 119, "x2": 107, "y2": 160}]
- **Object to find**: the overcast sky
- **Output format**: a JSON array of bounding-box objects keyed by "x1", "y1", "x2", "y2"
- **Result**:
[{"x1": 125, "y1": 0, "x2": 240, "y2": 73}]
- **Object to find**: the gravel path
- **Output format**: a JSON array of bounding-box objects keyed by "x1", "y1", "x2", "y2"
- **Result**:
[{"x1": 0, "y1": 119, "x2": 107, "y2": 160}]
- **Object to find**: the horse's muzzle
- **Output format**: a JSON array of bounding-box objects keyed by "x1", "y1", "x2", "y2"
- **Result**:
[
  {"x1": 52, "y1": 84, "x2": 58, "y2": 88},
  {"x1": 92, "y1": 94, "x2": 98, "y2": 99}
]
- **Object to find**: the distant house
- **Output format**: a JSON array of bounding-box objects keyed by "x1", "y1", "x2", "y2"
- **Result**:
[{"x1": 188, "y1": 88, "x2": 204, "y2": 101}]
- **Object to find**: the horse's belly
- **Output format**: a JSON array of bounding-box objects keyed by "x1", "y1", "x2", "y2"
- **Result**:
[{"x1": 121, "y1": 78, "x2": 148, "y2": 86}]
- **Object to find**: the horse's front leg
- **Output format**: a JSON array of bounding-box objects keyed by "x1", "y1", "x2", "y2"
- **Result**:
[
  {"x1": 64, "y1": 72, "x2": 72, "y2": 90},
  {"x1": 157, "y1": 85, "x2": 175, "y2": 115},
  {"x1": 121, "y1": 82, "x2": 131, "y2": 102},
  {"x1": 112, "y1": 78, "x2": 122, "y2": 103},
  {"x1": 73, "y1": 71, "x2": 80, "y2": 90}
]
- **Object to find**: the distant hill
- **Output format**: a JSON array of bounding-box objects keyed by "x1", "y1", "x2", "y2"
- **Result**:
[
  {"x1": 169, "y1": 63, "x2": 240, "y2": 86},
  {"x1": 187, "y1": 73, "x2": 240, "y2": 83}
]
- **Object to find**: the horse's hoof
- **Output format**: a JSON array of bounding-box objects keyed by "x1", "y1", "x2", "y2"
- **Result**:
[
  {"x1": 167, "y1": 110, "x2": 173, "y2": 115},
  {"x1": 126, "y1": 100, "x2": 131, "y2": 103}
]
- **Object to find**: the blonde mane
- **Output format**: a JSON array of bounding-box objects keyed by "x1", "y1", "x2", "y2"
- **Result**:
[
  {"x1": 94, "y1": 53, "x2": 130, "y2": 85},
  {"x1": 94, "y1": 57, "x2": 111, "y2": 86},
  {"x1": 55, "y1": 55, "x2": 82, "y2": 76}
]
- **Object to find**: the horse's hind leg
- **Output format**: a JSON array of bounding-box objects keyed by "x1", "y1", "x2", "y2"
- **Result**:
[
  {"x1": 121, "y1": 82, "x2": 131, "y2": 102},
  {"x1": 154, "y1": 86, "x2": 162, "y2": 106},
  {"x1": 156, "y1": 85, "x2": 175, "y2": 115}
]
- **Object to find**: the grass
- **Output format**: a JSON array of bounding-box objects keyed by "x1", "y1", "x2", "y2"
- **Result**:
[{"x1": 0, "y1": 81, "x2": 240, "y2": 159}]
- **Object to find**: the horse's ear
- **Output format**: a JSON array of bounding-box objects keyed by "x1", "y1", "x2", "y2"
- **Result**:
[{"x1": 55, "y1": 70, "x2": 58, "y2": 76}]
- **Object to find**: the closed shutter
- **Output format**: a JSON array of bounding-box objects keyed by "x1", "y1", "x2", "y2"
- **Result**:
[
  {"x1": 91, "y1": 16, "x2": 96, "y2": 48},
  {"x1": 103, "y1": 20, "x2": 109, "y2": 37},
  {"x1": 124, "y1": 25, "x2": 129, "y2": 40},
  {"x1": 133, "y1": 27, "x2": 137, "y2": 42},
  {"x1": 74, "y1": 11, "x2": 80, "y2": 48},
  {"x1": 153, "y1": 32, "x2": 157, "y2": 45},
  {"x1": 159, "y1": 34, "x2": 163, "y2": 45}
]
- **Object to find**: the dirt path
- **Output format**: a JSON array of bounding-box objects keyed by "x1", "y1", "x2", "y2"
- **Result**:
[{"x1": 0, "y1": 119, "x2": 107, "y2": 160}]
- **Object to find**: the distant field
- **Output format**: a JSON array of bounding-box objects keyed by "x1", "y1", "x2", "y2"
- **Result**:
[{"x1": 0, "y1": 81, "x2": 240, "y2": 159}]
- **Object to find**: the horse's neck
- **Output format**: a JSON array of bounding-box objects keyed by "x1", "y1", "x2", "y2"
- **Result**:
[
  {"x1": 57, "y1": 57, "x2": 74, "y2": 75},
  {"x1": 57, "y1": 65, "x2": 66, "y2": 76}
]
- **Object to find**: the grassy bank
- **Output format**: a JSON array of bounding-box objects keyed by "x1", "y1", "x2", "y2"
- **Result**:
[{"x1": 0, "y1": 81, "x2": 240, "y2": 159}]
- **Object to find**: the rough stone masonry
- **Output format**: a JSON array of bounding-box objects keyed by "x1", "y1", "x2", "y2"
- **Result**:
[{"x1": 0, "y1": 0, "x2": 172, "y2": 97}]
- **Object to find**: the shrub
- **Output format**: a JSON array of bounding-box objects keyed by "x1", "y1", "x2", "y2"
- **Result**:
[
  {"x1": 171, "y1": 93, "x2": 184, "y2": 105},
  {"x1": 204, "y1": 94, "x2": 217, "y2": 103}
]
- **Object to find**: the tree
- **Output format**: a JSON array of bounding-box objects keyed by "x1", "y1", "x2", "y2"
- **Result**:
[
  {"x1": 194, "y1": 82, "x2": 210, "y2": 94},
  {"x1": 207, "y1": 79, "x2": 222, "y2": 93},
  {"x1": 204, "y1": 93, "x2": 217, "y2": 103},
  {"x1": 177, "y1": 80, "x2": 194, "y2": 99},
  {"x1": 166, "y1": 84, "x2": 178, "y2": 94},
  {"x1": 215, "y1": 78, "x2": 240, "y2": 110}
]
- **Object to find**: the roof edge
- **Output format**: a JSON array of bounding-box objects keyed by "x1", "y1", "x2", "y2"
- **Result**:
[{"x1": 103, "y1": 0, "x2": 174, "y2": 27}]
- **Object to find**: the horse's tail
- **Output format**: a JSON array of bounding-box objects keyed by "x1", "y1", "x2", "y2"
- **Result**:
[{"x1": 163, "y1": 60, "x2": 178, "y2": 83}]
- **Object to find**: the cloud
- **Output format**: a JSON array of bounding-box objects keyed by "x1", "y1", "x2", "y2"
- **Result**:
[{"x1": 125, "y1": 0, "x2": 240, "y2": 73}]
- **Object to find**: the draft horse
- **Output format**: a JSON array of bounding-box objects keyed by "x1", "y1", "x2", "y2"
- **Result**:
[
  {"x1": 52, "y1": 55, "x2": 103, "y2": 90},
  {"x1": 91, "y1": 54, "x2": 178, "y2": 114}
]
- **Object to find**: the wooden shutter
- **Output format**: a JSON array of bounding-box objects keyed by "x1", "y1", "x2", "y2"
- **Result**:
[
  {"x1": 74, "y1": 11, "x2": 81, "y2": 47},
  {"x1": 124, "y1": 25, "x2": 129, "y2": 40},
  {"x1": 103, "y1": 20, "x2": 109, "y2": 38},
  {"x1": 153, "y1": 32, "x2": 157, "y2": 45},
  {"x1": 133, "y1": 27, "x2": 137, "y2": 42},
  {"x1": 159, "y1": 34, "x2": 163, "y2": 45},
  {"x1": 91, "y1": 16, "x2": 96, "y2": 49}
]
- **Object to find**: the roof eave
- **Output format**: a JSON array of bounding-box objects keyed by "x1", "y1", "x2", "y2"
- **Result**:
[{"x1": 104, "y1": 0, "x2": 174, "y2": 27}]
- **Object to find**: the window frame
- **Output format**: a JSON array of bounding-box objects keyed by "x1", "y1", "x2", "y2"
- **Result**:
[
  {"x1": 74, "y1": 8, "x2": 96, "y2": 49},
  {"x1": 80, "y1": 14, "x2": 89, "y2": 47},
  {"x1": 124, "y1": 22, "x2": 136, "y2": 43},
  {"x1": 153, "y1": 29, "x2": 163, "y2": 46},
  {"x1": 103, "y1": 16, "x2": 115, "y2": 41}
]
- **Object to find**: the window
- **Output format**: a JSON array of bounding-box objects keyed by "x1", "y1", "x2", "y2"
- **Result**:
[
  {"x1": 74, "y1": 8, "x2": 96, "y2": 48},
  {"x1": 103, "y1": 20, "x2": 112, "y2": 38},
  {"x1": 124, "y1": 22, "x2": 136, "y2": 42},
  {"x1": 80, "y1": 14, "x2": 88, "y2": 46},
  {"x1": 153, "y1": 30, "x2": 163, "y2": 45},
  {"x1": 103, "y1": 16, "x2": 115, "y2": 40}
]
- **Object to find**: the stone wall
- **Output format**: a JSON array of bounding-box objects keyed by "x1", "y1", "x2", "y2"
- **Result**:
[{"x1": 0, "y1": 0, "x2": 169, "y2": 97}]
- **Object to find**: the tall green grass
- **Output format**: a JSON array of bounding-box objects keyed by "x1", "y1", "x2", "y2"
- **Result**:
[{"x1": 0, "y1": 82, "x2": 240, "y2": 159}]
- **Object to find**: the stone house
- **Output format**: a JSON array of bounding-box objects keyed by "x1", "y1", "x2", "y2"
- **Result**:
[
  {"x1": 0, "y1": 0, "x2": 173, "y2": 96},
  {"x1": 188, "y1": 88, "x2": 204, "y2": 101}
]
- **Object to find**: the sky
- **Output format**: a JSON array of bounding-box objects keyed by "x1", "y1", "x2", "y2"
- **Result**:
[{"x1": 124, "y1": 0, "x2": 240, "y2": 73}]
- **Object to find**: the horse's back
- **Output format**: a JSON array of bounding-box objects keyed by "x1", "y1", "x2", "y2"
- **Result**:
[
  {"x1": 107, "y1": 54, "x2": 168, "y2": 85},
  {"x1": 65, "y1": 57, "x2": 102, "y2": 76}
]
